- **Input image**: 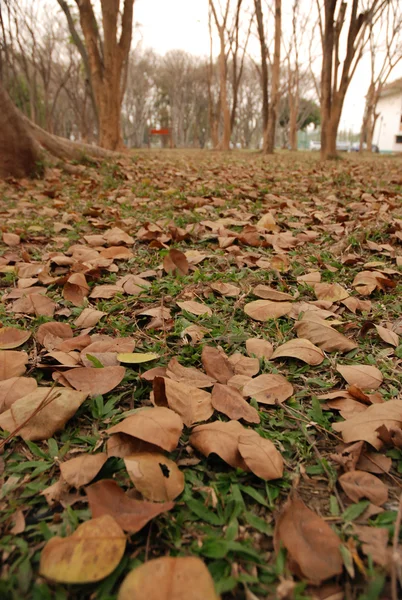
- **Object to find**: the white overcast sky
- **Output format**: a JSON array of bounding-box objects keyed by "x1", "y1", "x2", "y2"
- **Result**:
[{"x1": 134, "y1": 0, "x2": 402, "y2": 133}]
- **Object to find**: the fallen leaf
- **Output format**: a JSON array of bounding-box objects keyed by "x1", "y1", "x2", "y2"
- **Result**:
[
  {"x1": 177, "y1": 300, "x2": 212, "y2": 316},
  {"x1": 228, "y1": 353, "x2": 260, "y2": 376},
  {"x1": 244, "y1": 300, "x2": 292, "y2": 321},
  {"x1": 62, "y1": 366, "x2": 126, "y2": 396},
  {"x1": 10, "y1": 508, "x2": 25, "y2": 534},
  {"x1": 242, "y1": 374, "x2": 293, "y2": 405},
  {"x1": 140, "y1": 366, "x2": 167, "y2": 381},
  {"x1": 211, "y1": 383, "x2": 260, "y2": 424},
  {"x1": 294, "y1": 315, "x2": 357, "y2": 353},
  {"x1": 89, "y1": 284, "x2": 123, "y2": 299},
  {"x1": 107, "y1": 432, "x2": 163, "y2": 458},
  {"x1": 86, "y1": 479, "x2": 174, "y2": 532},
  {"x1": 238, "y1": 430, "x2": 283, "y2": 480},
  {"x1": 336, "y1": 365, "x2": 383, "y2": 390},
  {"x1": 74, "y1": 308, "x2": 106, "y2": 328},
  {"x1": 354, "y1": 525, "x2": 389, "y2": 566},
  {"x1": 159, "y1": 377, "x2": 213, "y2": 426},
  {"x1": 245, "y1": 338, "x2": 273, "y2": 359},
  {"x1": 63, "y1": 273, "x2": 90, "y2": 306},
  {"x1": 3, "y1": 232, "x2": 20, "y2": 246},
  {"x1": 297, "y1": 271, "x2": 321, "y2": 284},
  {"x1": 36, "y1": 322, "x2": 73, "y2": 346},
  {"x1": 356, "y1": 451, "x2": 392, "y2": 474},
  {"x1": 103, "y1": 226, "x2": 134, "y2": 245},
  {"x1": 271, "y1": 339, "x2": 324, "y2": 366},
  {"x1": 124, "y1": 452, "x2": 184, "y2": 501},
  {"x1": 189, "y1": 420, "x2": 249, "y2": 470},
  {"x1": 0, "y1": 387, "x2": 87, "y2": 441},
  {"x1": 375, "y1": 325, "x2": 399, "y2": 347},
  {"x1": 210, "y1": 281, "x2": 240, "y2": 297},
  {"x1": 314, "y1": 282, "x2": 349, "y2": 302},
  {"x1": 117, "y1": 352, "x2": 159, "y2": 364},
  {"x1": 274, "y1": 492, "x2": 342, "y2": 584},
  {"x1": 166, "y1": 357, "x2": 215, "y2": 387},
  {"x1": 107, "y1": 407, "x2": 183, "y2": 452},
  {"x1": 163, "y1": 248, "x2": 189, "y2": 275},
  {"x1": 253, "y1": 285, "x2": 293, "y2": 301},
  {"x1": 0, "y1": 328, "x2": 31, "y2": 349},
  {"x1": 39, "y1": 515, "x2": 125, "y2": 583},
  {"x1": 118, "y1": 556, "x2": 220, "y2": 600},
  {"x1": 0, "y1": 351, "x2": 28, "y2": 380},
  {"x1": 338, "y1": 470, "x2": 388, "y2": 505},
  {"x1": 201, "y1": 346, "x2": 234, "y2": 384},
  {"x1": 60, "y1": 453, "x2": 108, "y2": 487},
  {"x1": 0, "y1": 376, "x2": 37, "y2": 413}
]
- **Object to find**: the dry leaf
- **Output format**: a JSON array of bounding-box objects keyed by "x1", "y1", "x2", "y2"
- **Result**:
[
  {"x1": 0, "y1": 328, "x2": 31, "y2": 349},
  {"x1": 244, "y1": 300, "x2": 292, "y2": 321},
  {"x1": 118, "y1": 556, "x2": 220, "y2": 600},
  {"x1": 336, "y1": 365, "x2": 383, "y2": 390},
  {"x1": 339, "y1": 470, "x2": 388, "y2": 505},
  {"x1": 36, "y1": 322, "x2": 73, "y2": 346},
  {"x1": 228, "y1": 353, "x2": 260, "y2": 376},
  {"x1": 211, "y1": 383, "x2": 260, "y2": 424},
  {"x1": 271, "y1": 339, "x2": 324, "y2": 366},
  {"x1": 375, "y1": 325, "x2": 399, "y2": 347},
  {"x1": 0, "y1": 351, "x2": 28, "y2": 381},
  {"x1": 107, "y1": 432, "x2": 163, "y2": 458},
  {"x1": 107, "y1": 407, "x2": 183, "y2": 452},
  {"x1": 63, "y1": 273, "x2": 90, "y2": 306},
  {"x1": 62, "y1": 366, "x2": 126, "y2": 395},
  {"x1": 210, "y1": 281, "x2": 240, "y2": 297},
  {"x1": 86, "y1": 479, "x2": 174, "y2": 532},
  {"x1": 242, "y1": 374, "x2": 293, "y2": 405},
  {"x1": 238, "y1": 430, "x2": 283, "y2": 480},
  {"x1": 160, "y1": 377, "x2": 214, "y2": 426},
  {"x1": 354, "y1": 525, "x2": 389, "y2": 566},
  {"x1": 0, "y1": 376, "x2": 37, "y2": 413},
  {"x1": 297, "y1": 271, "x2": 321, "y2": 284},
  {"x1": 314, "y1": 283, "x2": 349, "y2": 302},
  {"x1": 89, "y1": 284, "x2": 123, "y2": 299},
  {"x1": 39, "y1": 515, "x2": 125, "y2": 583},
  {"x1": 166, "y1": 357, "x2": 215, "y2": 388},
  {"x1": 60, "y1": 453, "x2": 108, "y2": 487},
  {"x1": 253, "y1": 285, "x2": 293, "y2": 301},
  {"x1": 140, "y1": 366, "x2": 167, "y2": 381},
  {"x1": 201, "y1": 346, "x2": 234, "y2": 384},
  {"x1": 294, "y1": 315, "x2": 357, "y2": 353},
  {"x1": 118, "y1": 352, "x2": 159, "y2": 364},
  {"x1": 74, "y1": 308, "x2": 106, "y2": 328},
  {"x1": 0, "y1": 387, "x2": 87, "y2": 441},
  {"x1": 274, "y1": 493, "x2": 342, "y2": 584},
  {"x1": 189, "y1": 420, "x2": 249, "y2": 470},
  {"x1": 177, "y1": 300, "x2": 212, "y2": 317},
  {"x1": 3, "y1": 232, "x2": 20, "y2": 246},
  {"x1": 163, "y1": 248, "x2": 189, "y2": 275},
  {"x1": 245, "y1": 338, "x2": 273, "y2": 359},
  {"x1": 124, "y1": 452, "x2": 184, "y2": 501}
]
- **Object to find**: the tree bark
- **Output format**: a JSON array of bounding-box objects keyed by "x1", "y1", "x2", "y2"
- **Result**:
[
  {"x1": 254, "y1": 0, "x2": 269, "y2": 135},
  {"x1": 264, "y1": 0, "x2": 281, "y2": 154},
  {"x1": 0, "y1": 82, "x2": 40, "y2": 178}
]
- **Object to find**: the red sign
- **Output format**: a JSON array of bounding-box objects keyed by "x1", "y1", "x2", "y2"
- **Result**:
[{"x1": 150, "y1": 128, "x2": 170, "y2": 135}]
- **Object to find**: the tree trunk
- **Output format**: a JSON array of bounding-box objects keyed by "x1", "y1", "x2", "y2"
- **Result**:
[
  {"x1": 320, "y1": 1, "x2": 336, "y2": 160},
  {"x1": 218, "y1": 32, "x2": 231, "y2": 150},
  {"x1": 0, "y1": 82, "x2": 40, "y2": 178},
  {"x1": 289, "y1": 95, "x2": 298, "y2": 151},
  {"x1": 254, "y1": 0, "x2": 269, "y2": 136},
  {"x1": 264, "y1": 0, "x2": 281, "y2": 154}
]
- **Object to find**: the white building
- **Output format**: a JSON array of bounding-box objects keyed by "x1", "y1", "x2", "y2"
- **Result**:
[{"x1": 373, "y1": 78, "x2": 402, "y2": 153}]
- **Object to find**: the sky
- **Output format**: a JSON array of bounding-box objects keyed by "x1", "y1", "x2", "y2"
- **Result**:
[{"x1": 134, "y1": 0, "x2": 402, "y2": 133}]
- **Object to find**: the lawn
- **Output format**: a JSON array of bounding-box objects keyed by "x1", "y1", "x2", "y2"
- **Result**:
[{"x1": 0, "y1": 149, "x2": 401, "y2": 599}]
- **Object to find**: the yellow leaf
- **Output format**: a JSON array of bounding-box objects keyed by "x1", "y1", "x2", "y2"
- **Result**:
[{"x1": 117, "y1": 352, "x2": 160, "y2": 364}]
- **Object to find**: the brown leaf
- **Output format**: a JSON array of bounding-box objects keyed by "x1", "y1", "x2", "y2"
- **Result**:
[
  {"x1": 10, "y1": 508, "x2": 25, "y2": 534},
  {"x1": 0, "y1": 327, "x2": 31, "y2": 349},
  {"x1": 228, "y1": 353, "x2": 260, "y2": 376},
  {"x1": 107, "y1": 407, "x2": 183, "y2": 452},
  {"x1": 160, "y1": 377, "x2": 213, "y2": 426},
  {"x1": 356, "y1": 451, "x2": 392, "y2": 474},
  {"x1": 354, "y1": 525, "x2": 389, "y2": 566},
  {"x1": 271, "y1": 339, "x2": 324, "y2": 365},
  {"x1": 0, "y1": 376, "x2": 37, "y2": 413},
  {"x1": 253, "y1": 285, "x2": 293, "y2": 301},
  {"x1": 332, "y1": 399, "x2": 402, "y2": 449},
  {"x1": 177, "y1": 300, "x2": 212, "y2": 317},
  {"x1": 89, "y1": 284, "x2": 123, "y2": 299},
  {"x1": 0, "y1": 387, "x2": 87, "y2": 441},
  {"x1": 242, "y1": 374, "x2": 293, "y2": 405},
  {"x1": 238, "y1": 430, "x2": 283, "y2": 480},
  {"x1": 124, "y1": 452, "x2": 184, "y2": 501},
  {"x1": 210, "y1": 281, "x2": 240, "y2": 297},
  {"x1": 118, "y1": 556, "x2": 220, "y2": 600},
  {"x1": 60, "y1": 453, "x2": 108, "y2": 488},
  {"x1": 274, "y1": 493, "x2": 342, "y2": 584},
  {"x1": 36, "y1": 322, "x2": 73, "y2": 346},
  {"x1": 201, "y1": 346, "x2": 234, "y2": 384},
  {"x1": 103, "y1": 226, "x2": 134, "y2": 245},
  {"x1": 74, "y1": 308, "x2": 106, "y2": 328},
  {"x1": 294, "y1": 315, "x2": 357, "y2": 353},
  {"x1": 339, "y1": 470, "x2": 388, "y2": 505},
  {"x1": 86, "y1": 479, "x2": 174, "y2": 533},
  {"x1": 140, "y1": 366, "x2": 167, "y2": 381},
  {"x1": 211, "y1": 383, "x2": 260, "y2": 424},
  {"x1": 297, "y1": 271, "x2": 321, "y2": 284},
  {"x1": 163, "y1": 248, "x2": 189, "y2": 276},
  {"x1": 100, "y1": 246, "x2": 134, "y2": 259},
  {"x1": 62, "y1": 366, "x2": 126, "y2": 396},
  {"x1": 314, "y1": 282, "x2": 349, "y2": 302},
  {"x1": 182, "y1": 324, "x2": 208, "y2": 343},
  {"x1": 39, "y1": 515, "x2": 126, "y2": 583},
  {"x1": 0, "y1": 351, "x2": 28, "y2": 381},
  {"x1": 63, "y1": 273, "x2": 90, "y2": 306},
  {"x1": 352, "y1": 271, "x2": 391, "y2": 296},
  {"x1": 244, "y1": 300, "x2": 292, "y2": 321},
  {"x1": 189, "y1": 420, "x2": 249, "y2": 470},
  {"x1": 336, "y1": 365, "x2": 383, "y2": 390},
  {"x1": 166, "y1": 357, "x2": 215, "y2": 388},
  {"x1": 107, "y1": 432, "x2": 163, "y2": 458},
  {"x1": 245, "y1": 338, "x2": 273, "y2": 359},
  {"x1": 3, "y1": 232, "x2": 20, "y2": 246},
  {"x1": 374, "y1": 325, "x2": 399, "y2": 347}
]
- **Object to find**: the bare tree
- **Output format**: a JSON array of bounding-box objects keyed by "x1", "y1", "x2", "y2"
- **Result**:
[{"x1": 209, "y1": 0, "x2": 231, "y2": 150}]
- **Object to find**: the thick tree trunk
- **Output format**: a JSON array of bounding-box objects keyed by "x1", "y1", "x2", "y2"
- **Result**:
[
  {"x1": 320, "y1": 1, "x2": 336, "y2": 160},
  {"x1": 264, "y1": 0, "x2": 281, "y2": 154},
  {"x1": 218, "y1": 32, "x2": 231, "y2": 150},
  {"x1": 0, "y1": 83, "x2": 40, "y2": 178}
]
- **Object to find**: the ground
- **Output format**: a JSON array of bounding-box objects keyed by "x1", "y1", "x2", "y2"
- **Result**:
[{"x1": 0, "y1": 150, "x2": 401, "y2": 600}]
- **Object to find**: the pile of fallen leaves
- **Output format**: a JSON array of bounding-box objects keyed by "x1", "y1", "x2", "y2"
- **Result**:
[{"x1": 0, "y1": 150, "x2": 401, "y2": 599}]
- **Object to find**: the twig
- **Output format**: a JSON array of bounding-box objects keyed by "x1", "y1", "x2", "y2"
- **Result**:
[
  {"x1": 391, "y1": 491, "x2": 402, "y2": 600},
  {"x1": 144, "y1": 521, "x2": 153, "y2": 562}
]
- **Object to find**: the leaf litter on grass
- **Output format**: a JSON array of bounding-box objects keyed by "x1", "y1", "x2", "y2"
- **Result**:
[{"x1": 0, "y1": 150, "x2": 401, "y2": 598}]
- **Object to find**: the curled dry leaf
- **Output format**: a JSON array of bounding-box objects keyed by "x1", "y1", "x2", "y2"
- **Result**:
[
  {"x1": 189, "y1": 420, "x2": 249, "y2": 471},
  {"x1": 63, "y1": 273, "x2": 90, "y2": 306},
  {"x1": 107, "y1": 407, "x2": 183, "y2": 452},
  {"x1": 314, "y1": 282, "x2": 349, "y2": 302},
  {"x1": 117, "y1": 352, "x2": 159, "y2": 364},
  {"x1": 274, "y1": 493, "x2": 343, "y2": 585},
  {"x1": 62, "y1": 366, "x2": 126, "y2": 396},
  {"x1": 244, "y1": 300, "x2": 292, "y2": 321},
  {"x1": 86, "y1": 479, "x2": 174, "y2": 533},
  {"x1": 60, "y1": 453, "x2": 108, "y2": 488},
  {"x1": 253, "y1": 285, "x2": 293, "y2": 301},
  {"x1": 0, "y1": 351, "x2": 28, "y2": 381},
  {"x1": 36, "y1": 322, "x2": 73, "y2": 346},
  {"x1": 228, "y1": 353, "x2": 260, "y2": 377},
  {"x1": 3, "y1": 232, "x2": 20, "y2": 246},
  {"x1": 210, "y1": 281, "x2": 240, "y2": 297},
  {"x1": 177, "y1": 300, "x2": 212, "y2": 317},
  {"x1": 245, "y1": 338, "x2": 273, "y2": 359},
  {"x1": 181, "y1": 323, "x2": 208, "y2": 343},
  {"x1": 242, "y1": 374, "x2": 293, "y2": 405},
  {"x1": 201, "y1": 346, "x2": 234, "y2": 384},
  {"x1": 159, "y1": 377, "x2": 214, "y2": 427},
  {"x1": 211, "y1": 383, "x2": 260, "y2": 424},
  {"x1": 140, "y1": 366, "x2": 167, "y2": 381},
  {"x1": 163, "y1": 248, "x2": 189, "y2": 276},
  {"x1": 0, "y1": 327, "x2": 31, "y2": 350},
  {"x1": 118, "y1": 556, "x2": 220, "y2": 600},
  {"x1": 294, "y1": 315, "x2": 357, "y2": 353},
  {"x1": 0, "y1": 376, "x2": 37, "y2": 413},
  {"x1": 166, "y1": 357, "x2": 215, "y2": 388},
  {"x1": 107, "y1": 432, "x2": 163, "y2": 458},
  {"x1": 124, "y1": 452, "x2": 184, "y2": 501},
  {"x1": 74, "y1": 307, "x2": 106, "y2": 328},
  {"x1": 39, "y1": 514, "x2": 125, "y2": 584},
  {"x1": 374, "y1": 325, "x2": 399, "y2": 347},
  {"x1": 338, "y1": 470, "x2": 388, "y2": 505},
  {"x1": 353, "y1": 525, "x2": 390, "y2": 567},
  {"x1": 271, "y1": 339, "x2": 325, "y2": 366},
  {"x1": 238, "y1": 430, "x2": 283, "y2": 480},
  {"x1": 0, "y1": 387, "x2": 87, "y2": 441},
  {"x1": 336, "y1": 365, "x2": 383, "y2": 390},
  {"x1": 89, "y1": 284, "x2": 123, "y2": 299},
  {"x1": 332, "y1": 399, "x2": 402, "y2": 449}
]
